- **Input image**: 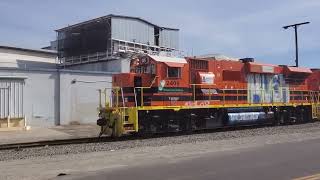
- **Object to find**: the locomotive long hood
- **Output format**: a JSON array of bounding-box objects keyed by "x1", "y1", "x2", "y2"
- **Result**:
[{"x1": 284, "y1": 66, "x2": 312, "y2": 74}]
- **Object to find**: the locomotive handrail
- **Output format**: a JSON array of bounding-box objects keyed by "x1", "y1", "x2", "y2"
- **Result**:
[
  {"x1": 186, "y1": 86, "x2": 312, "y2": 105},
  {"x1": 121, "y1": 87, "x2": 125, "y2": 108},
  {"x1": 133, "y1": 87, "x2": 137, "y2": 108},
  {"x1": 189, "y1": 83, "x2": 216, "y2": 86},
  {"x1": 247, "y1": 87, "x2": 290, "y2": 104},
  {"x1": 134, "y1": 76, "x2": 159, "y2": 107},
  {"x1": 134, "y1": 86, "x2": 152, "y2": 107},
  {"x1": 134, "y1": 76, "x2": 159, "y2": 89},
  {"x1": 189, "y1": 83, "x2": 216, "y2": 102},
  {"x1": 98, "y1": 87, "x2": 125, "y2": 108},
  {"x1": 310, "y1": 91, "x2": 320, "y2": 104}
]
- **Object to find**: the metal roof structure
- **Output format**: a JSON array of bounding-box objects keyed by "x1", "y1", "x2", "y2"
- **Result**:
[
  {"x1": 0, "y1": 45, "x2": 57, "y2": 55},
  {"x1": 55, "y1": 14, "x2": 179, "y2": 32}
]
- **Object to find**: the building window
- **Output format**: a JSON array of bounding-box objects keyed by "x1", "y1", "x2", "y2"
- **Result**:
[{"x1": 167, "y1": 67, "x2": 181, "y2": 78}]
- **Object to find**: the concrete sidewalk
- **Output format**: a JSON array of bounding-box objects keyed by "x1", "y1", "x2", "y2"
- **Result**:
[{"x1": 0, "y1": 124, "x2": 100, "y2": 145}]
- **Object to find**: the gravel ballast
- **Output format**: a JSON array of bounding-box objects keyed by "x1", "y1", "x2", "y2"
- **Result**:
[{"x1": 1, "y1": 122, "x2": 320, "y2": 161}]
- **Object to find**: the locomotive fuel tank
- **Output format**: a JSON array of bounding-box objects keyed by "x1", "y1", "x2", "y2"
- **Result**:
[
  {"x1": 225, "y1": 107, "x2": 274, "y2": 125},
  {"x1": 227, "y1": 112, "x2": 274, "y2": 125}
]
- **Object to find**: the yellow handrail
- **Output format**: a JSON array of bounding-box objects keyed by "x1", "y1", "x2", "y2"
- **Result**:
[
  {"x1": 134, "y1": 76, "x2": 158, "y2": 107},
  {"x1": 190, "y1": 83, "x2": 215, "y2": 102}
]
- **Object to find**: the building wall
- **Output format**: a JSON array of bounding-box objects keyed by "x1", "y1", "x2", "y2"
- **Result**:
[
  {"x1": 0, "y1": 69, "x2": 58, "y2": 127},
  {"x1": 0, "y1": 68, "x2": 113, "y2": 127},
  {"x1": 59, "y1": 71, "x2": 113, "y2": 125},
  {"x1": 66, "y1": 60, "x2": 120, "y2": 72},
  {"x1": 64, "y1": 58, "x2": 131, "y2": 73},
  {"x1": 0, "y1": 48, "x2": 57, "y2": 69},
  {"x1": 120, "y1": 58, "x2": 131, "y2": 73},
  {"x1": 111, "y1": 17, "x2": 179, "y2": 50},
  {"x1": 159, "y1": 29, "x2": 179, "y2": 50},
  {"x1": 111, "y1": 17, "x2": 155, "y2": 45}
]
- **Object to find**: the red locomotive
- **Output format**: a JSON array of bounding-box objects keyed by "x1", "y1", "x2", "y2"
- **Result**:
[{"x1": 97, "y1": 55, "x2": 320, "y2": 137}]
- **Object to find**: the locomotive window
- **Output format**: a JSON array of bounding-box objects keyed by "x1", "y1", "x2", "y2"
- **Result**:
[
  {"x1": 135, "y1": 64, "x2": 156, "y2": 74},
  {"x1": 134, "y1": 64, "x2": 155, "y2": 74},
  {"x1": 150, "y1": 64, "x2": 155, "y2": 74},
  {"x1": 135, "y1": 67, "x2": 141, "y2": 73},
  {"x1": 167, "y1": 67, "x2": 181, "y2": 78},
  {"x1": 142, "y1": 66, "x2": 147, "y2": 73}
]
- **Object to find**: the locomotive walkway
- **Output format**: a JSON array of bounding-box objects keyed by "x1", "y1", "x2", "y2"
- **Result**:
[{"x1": 0, "y1": 124, "x2": 100, "y2": 145}]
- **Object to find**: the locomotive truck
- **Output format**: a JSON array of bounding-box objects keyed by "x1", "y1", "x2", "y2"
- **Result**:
[{"x1": 97, "y1": 55, "x2": 320, "y2": 137}]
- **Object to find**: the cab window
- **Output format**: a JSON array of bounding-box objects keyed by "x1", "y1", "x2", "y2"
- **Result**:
[
  {"x1": 167, "y1": 67, "x2": 181, "y2": 78},
  {"x1": 134, "y1": 64, "x2": 155, "y2": 75}
]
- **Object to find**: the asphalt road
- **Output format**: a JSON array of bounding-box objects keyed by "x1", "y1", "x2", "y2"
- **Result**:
[{"x1": 59, "y1": 138, "x2": 320, "y2": 180}]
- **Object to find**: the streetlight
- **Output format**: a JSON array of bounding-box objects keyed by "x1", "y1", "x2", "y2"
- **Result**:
[{"x1": 283, "y1": 22, "x2": 310, "y2": 67}]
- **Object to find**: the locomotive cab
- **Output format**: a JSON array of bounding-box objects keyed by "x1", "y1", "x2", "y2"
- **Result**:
[{"x1": 112, "y1": 55, "x2": 190, "y2": 107}]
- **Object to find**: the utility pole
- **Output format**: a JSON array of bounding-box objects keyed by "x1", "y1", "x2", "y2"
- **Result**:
[{"x1": 283, "y1": 22, "x2": 310, "y2": 67}]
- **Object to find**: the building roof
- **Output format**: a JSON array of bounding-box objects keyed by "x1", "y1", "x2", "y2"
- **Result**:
[
  {"x1": 55, "y1": 14, "x2": 179, "y2": 32},
  {"x1": 0, "y1": 45, "x2": 57, "y2": 55}
]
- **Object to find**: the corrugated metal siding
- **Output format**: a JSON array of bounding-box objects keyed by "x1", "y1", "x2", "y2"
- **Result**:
[
  {"x1": 111, "y1": 17, "x2": 155, "y2": 45},
  {"x1": 159, "y1": 29, "x2": 179, "y2": 49},
  {"x1": 0, "y1": 79, "x2": 24, "y2": 119}
]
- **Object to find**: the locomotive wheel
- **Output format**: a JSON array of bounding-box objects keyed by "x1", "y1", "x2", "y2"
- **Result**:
[
  {"x1": 189, "y1": 113, "x2": 197, "y2": 132},
  {"x1": 273, "y1": 108, "x2": 280, "y2": 126},
  {"x1": 298, "y1": 108, "x2": 305, "y2": 123},
  {"x1": 277, "y1": 111, "x2": 285, "y2": 125}
]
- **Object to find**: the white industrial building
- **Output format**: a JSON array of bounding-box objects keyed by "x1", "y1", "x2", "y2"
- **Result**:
[
  {"x1": 0, "y1": 45, "x2": 58, "y2": 69},
  {"x1": 0, "y1": 14, "x2": 179, "y2": 129},
  {"x1": 0, "y1": 45, "x2": 114, "y2": 129},
  {"x1": 54, "y1": 14, "x2": 180, "y2": 72}
]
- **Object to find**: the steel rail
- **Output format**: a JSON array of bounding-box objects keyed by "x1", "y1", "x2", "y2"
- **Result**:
[
  {"x1": 0, "y1": 136, "x2": 120, "y2": 151},
  {"x1": 0, "y1": 121, "x2": 316, "y2": 151}
]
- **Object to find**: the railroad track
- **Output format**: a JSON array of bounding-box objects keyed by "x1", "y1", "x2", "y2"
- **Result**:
[
  {"x1": 0, "y1": 124, "x2": 272, "y2": 151},
  {"x1": 0, "y1": 133, "x2": 180, "y2": 151},
  {"x1": 0, "y1": 137, "x2": 110, "y2": 151},
  {"x1": 0, "y1": 131, "x2": 194, "y2": 151},
  {"x1": 0, "y1": 122, "x2": 312, "y2": 151}
]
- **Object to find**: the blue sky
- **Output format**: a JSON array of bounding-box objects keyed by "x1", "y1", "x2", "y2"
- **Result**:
[{"x1": 0, "y1": 0, "x2": 319, "y2": 67}]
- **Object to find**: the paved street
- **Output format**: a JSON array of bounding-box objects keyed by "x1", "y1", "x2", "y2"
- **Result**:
[
  {"x1": 58, "y1": 138, "x2": 320, "y2": 180},
  {"x1": 3, "y1": 125, "x2": 320, "y2": 180}
]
